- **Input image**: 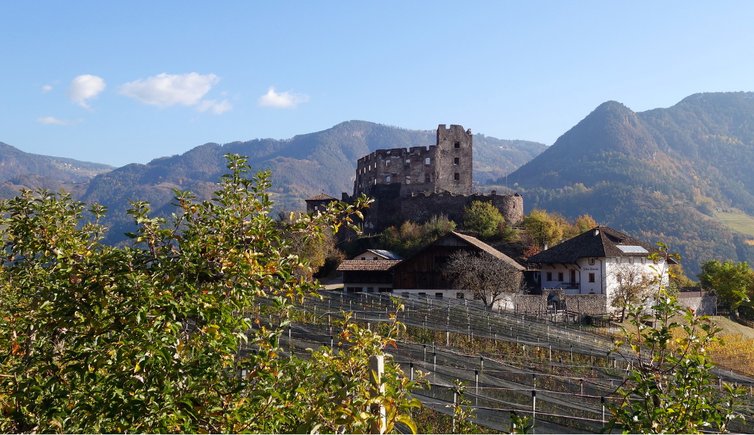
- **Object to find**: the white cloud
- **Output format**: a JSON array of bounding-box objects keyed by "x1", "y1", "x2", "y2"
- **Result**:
[
  {"x1": 119, "y1": 72, "x2": 220, "y2": 108},
  {"x1": 258, "y1": 87, "x2": 309, "y2": 109},
  {"x1": 197, "y1": 99, "x2": 232, "y2": 114},
  {"x1": 37, "y1": 116, "x2": 68, "y2": 126},
  {"x1": 41, "y1": 84, "x2": 53, "y2": 93},
  {"x1": 69, "y1": 74, "x2": 106, "y2": 108}
]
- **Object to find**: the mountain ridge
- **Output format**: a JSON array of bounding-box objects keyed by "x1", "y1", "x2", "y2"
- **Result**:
[
  {"x1": 0, "y1": 141, "x2": 113, "y2": 196},
  {"x1": 74, "y1": 120, "x2": 545, "y2": 242},
  {"x1": 508, "y1": 91, "x2": 754, "y2": 274},
  {"x1": 5, "y1": 93, "x2": 754, "y2": 275}
]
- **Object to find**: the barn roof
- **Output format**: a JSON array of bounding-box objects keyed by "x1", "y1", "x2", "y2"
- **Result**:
[{"x1": 450, "y1": 232, "x2": 525, "y2": 271}]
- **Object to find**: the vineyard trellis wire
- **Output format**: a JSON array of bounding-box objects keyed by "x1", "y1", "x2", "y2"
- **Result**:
[{"x1": 252, "y1": 290, "x2": 754, "y2": 433}]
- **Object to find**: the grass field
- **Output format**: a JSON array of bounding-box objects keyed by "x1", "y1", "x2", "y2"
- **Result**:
[{"x1": 716, "y1": 210, "x2": 754, "y2": 240}]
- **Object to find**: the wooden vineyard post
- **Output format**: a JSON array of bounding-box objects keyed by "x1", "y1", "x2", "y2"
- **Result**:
[
  {"x1": 369, "y1": 355, "x2": 386, "y2": 434},
  {"x1": 531, "y1": 390, "x2": 537, "y2": 434}
]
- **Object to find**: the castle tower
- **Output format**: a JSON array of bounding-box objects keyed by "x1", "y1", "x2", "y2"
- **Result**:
[{"x1": 432, "y1": 124, "x2": 473, "y2": 195}]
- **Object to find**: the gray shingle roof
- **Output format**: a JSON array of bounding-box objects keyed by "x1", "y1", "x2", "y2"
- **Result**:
[
  {"x1": 527, "y1": 226, "x2": 658, "y2": 264},
  {"x1": 366, "y1": 249, "x2": 402, "y2": 260},
  {"x1": 336, "y1": 259, "x2": 401, "y2": 272}
]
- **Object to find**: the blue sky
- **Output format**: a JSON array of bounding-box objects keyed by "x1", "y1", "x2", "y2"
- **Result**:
[{"x1": 2, "y1": 1, "x2": 753, "y2": 167}]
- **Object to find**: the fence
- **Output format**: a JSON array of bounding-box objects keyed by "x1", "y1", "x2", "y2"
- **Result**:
[{"x1": 254, "y1": 290, "x2": 754, "y2": 433}]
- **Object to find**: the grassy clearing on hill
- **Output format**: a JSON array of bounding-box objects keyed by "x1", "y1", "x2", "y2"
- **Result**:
[
  {"x1": 707, "y1": 316, "x2": 754, "y2": 377},
  {"x1": 611, "y1": 314, "x2": 754, "y2": 377},
  {"x1": 716, "y1": 210, "x2": 754, "y2": 240}
]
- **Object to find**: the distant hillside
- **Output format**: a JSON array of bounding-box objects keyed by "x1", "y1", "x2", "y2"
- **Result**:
[
  {"x1": 0, "y1": 142, "x2": 112, "y2": 196},
  {"x1": 507, "y1": 92, "x2": 754, "y2": 275},
  {"x1": 81, "y1": 121, "x2": 545, "y2": 242}
]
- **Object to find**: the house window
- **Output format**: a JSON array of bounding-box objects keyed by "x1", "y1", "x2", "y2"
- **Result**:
[
  {"x1": 589, "y1": 258, "x2": 595, "y2": 265},
  {"x1": 405, "y1": 176, "x2": 411, "y2": 184},
  {"x1": 454, "y1": 141, "x2": 460, "y2": 149},
  {"x1": 435, "y1": 292, "x2": 443, "y2": 299},
  {"x1": 629, "y1": 257, "x2": 634, "y2": 264},
  {"x1": 546, "y1": 272, "x2": 552, "y2": 281},
  {"x1": 425, "y1": 174, "x2": 430, "y2": 183},
  {"x1": 454, "y1": 157, "x2": 459, "y2": 165},
  {"x1": 385, "y1": 176, "x2": 391, "y2": 183},
  {"x1": 454, "y1": 173, "x2": 460, "y2": 181},
  {"x1": 456, "y1": 292, "x2": 465, "y2": 299},
  {"x1": 385, "y1": 160, "x2": 390, "y2": 167},
  {"x1": 418, "y1": 292, "x2": 427, "y2": 298},
  {"x1": 425, "y1": 157, "x2": 431, "y2": 165},
  {"x1": 589, "y1": 273, "x2": 595, "y2": 283},
  {"x1": 405, "y1": 159, "x2": 411, "y2": 165}
]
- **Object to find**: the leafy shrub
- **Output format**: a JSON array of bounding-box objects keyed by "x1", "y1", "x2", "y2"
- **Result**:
[{"x1": 0, "y1": 155, "x2": 418, "y2": 433}]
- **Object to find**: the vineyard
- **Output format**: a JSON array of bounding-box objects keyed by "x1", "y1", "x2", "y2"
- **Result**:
[{"x1": 279, "y1": 291, "x2": 754, "y2": 433}]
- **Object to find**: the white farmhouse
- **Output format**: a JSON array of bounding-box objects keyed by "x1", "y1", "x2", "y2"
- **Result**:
[{"x1": 527, "y1": 226, "x2": 673, "y2": 313}]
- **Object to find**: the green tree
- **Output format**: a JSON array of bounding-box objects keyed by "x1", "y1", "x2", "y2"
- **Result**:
[
  {"x1": 521, "y1": 209, "x2": 566, "y2": 249},
  {"x1": 609, "y1": 247, "x2": 744, "y2": 433},
  {"x1": 380, "y1": 221, "x2": 424, "y2": 254},
  {"x1": 379, "y1": 215, "x2": 455, "y2": 256},
  {"x1": 573, "y1": 213, "x2": 598, "y2": 235},
  {"x1": 421, "y1": 214, "x2": 457, "y2": 241},
  {"x1": 462, "y1": 200, "x2": 503, "y2": 239},
  {"x1": 610, "y1": 291, "x2": 744, "y2": 433},
  {"x1": 698, "y1": 259, "x2": 754, "y2": 318},
  {"x1": 0, "y1": 155, "x2": 418, "y2": 433},
  {"x1": 668, "y1": 262, "x2": 696, "y2": 290}
]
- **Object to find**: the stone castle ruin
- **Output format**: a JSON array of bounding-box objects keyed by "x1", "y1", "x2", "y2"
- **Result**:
[
  {"x1": 340, "y1": 124, "x2": 523, "y2": 233},
  {"x1": 354, "y1": 124, "x2": 474, "y2": 197}
]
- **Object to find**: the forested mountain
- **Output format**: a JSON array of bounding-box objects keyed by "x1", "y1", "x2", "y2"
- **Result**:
[
  {"x1": 8, "y1": 92, "x2": 754, "y2": 276},
  {"x1": 0, "y1": 142, "x2": 112, "y2": 197},
  {"x1": 80, "y1": 121, "x2": 545, "y2": 242},
  {"x1": 507, "y1": 92, "x2": 754, "y2": 275}
]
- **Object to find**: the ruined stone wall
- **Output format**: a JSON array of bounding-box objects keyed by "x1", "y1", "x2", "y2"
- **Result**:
[
  {"x1": 361, "y1": 190, "x2": 525, "y2": 234},
  {"x1": 354, "y1": 146, "x2": 434, "y2": 197},
  {"x1": 678, "y1": 292, "x2": 717, "y2": 316},
  {"x1": 513, "y1": 293, "x2": 608, "y2": 316},
  {"x1": 513, "y1": 292, "x2": 716, "y2": 318},
  {"x1": 491, "y1": 193, "x2": 524, "y2": 225}
]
